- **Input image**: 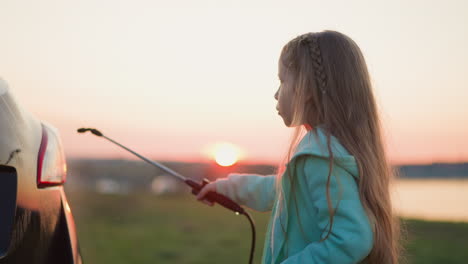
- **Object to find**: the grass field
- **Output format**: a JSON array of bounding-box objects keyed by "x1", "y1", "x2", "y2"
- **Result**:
[{"x1": 66, "y1": 191, "x2": 468, "y2": 264}]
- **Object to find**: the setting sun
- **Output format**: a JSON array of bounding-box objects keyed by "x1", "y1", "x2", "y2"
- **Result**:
[{"x1": 211, "y1": 142, "x2": 241, "y2": 167}]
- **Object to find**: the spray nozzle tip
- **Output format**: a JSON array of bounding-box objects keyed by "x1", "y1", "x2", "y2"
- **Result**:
[{"x1": 77, "y1": 128, "x2": 103, "y2": 137}]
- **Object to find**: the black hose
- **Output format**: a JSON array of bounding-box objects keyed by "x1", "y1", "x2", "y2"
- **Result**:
[{"x1": 243, "y1": 211, "x2": 256, "y2": 264}]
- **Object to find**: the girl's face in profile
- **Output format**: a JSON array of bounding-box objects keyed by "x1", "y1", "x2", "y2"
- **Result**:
[{"x1": 275, "y1": 58, "x2": 296, "y2": 127}]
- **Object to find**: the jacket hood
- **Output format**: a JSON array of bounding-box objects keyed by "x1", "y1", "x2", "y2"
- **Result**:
[{"x1": 290, "y1": 124, "x2": 359, "y2": 179}]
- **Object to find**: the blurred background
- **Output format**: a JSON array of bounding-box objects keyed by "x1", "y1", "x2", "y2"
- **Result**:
[{"x1": 1, "y1": 0, "x2": 467, "y2": 263}]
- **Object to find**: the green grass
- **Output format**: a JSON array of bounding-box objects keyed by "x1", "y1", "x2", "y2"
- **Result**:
[
  {"x1": 66, "y1": 191, "x2": 468, "y2": 264},
  {"x1": 401, "y1": 219, "x2": 468, "y2": 263}
]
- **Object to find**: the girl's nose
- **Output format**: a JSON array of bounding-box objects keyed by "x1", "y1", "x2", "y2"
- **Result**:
[{"x1": 274, "y1": 87, "x2": 279, "y2": 100}]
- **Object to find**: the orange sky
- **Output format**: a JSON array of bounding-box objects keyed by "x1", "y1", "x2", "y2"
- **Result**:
[{"x1": 0, "y1": 0, "x2": 467, "y2": 166}]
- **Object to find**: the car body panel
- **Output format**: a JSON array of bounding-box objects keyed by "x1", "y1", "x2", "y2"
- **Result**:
[{"x1": 0, "y1": 79, "x2": 81, "y2": 263}]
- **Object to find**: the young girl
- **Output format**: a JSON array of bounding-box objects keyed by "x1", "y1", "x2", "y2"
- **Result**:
[{"x1": 196, "y1": 30, "x2": 401, "y2": 264}]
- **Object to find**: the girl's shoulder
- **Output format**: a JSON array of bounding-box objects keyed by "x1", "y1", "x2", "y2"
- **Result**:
[
  {"x1": 290, "y1": 126, "x2": 359, "y2": 180},
  {"x1": 292, "y1": 127, "x2": 355, "y2": 162}
]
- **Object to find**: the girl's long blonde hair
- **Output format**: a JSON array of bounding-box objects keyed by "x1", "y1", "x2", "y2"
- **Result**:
[{"x1": 273, "y1": 30, "x2": 403, "y2": 264}]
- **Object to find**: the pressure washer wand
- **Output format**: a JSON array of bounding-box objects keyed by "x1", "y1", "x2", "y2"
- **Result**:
[
  {"x1": 76, "y1": 128, "x2": 245, "y2": 215},
  {"x1": 77, "y1": 127, "x2": 256, "y2": 264}
]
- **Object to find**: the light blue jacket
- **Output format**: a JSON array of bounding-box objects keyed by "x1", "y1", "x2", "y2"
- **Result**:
[{"x1": 215, "y1": 126, "x2": 374, "y2": 264}]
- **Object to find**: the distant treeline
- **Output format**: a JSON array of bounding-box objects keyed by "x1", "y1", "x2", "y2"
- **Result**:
[
  {"x1": 396, "y1": 162, "x2": 468, "y2": 178},
  {"x1": 67, "y1": 159, "x2": 468, "y2": 182},
  {"x1": 65, "y1": 159, "x2": 279, "y2": 193}
]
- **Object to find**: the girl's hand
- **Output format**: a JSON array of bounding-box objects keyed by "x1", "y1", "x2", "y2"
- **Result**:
[{"x1": 196, "y1": 182, "x2": 217, "y2": 206}]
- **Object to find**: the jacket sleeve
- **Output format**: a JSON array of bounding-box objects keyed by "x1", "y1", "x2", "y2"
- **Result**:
[
  {"x1": 214, "y1": 173, "x2": 277, "y2": 212},
  {"x1": 281, "y1": 155, "x2": 374, "y2": 264}
]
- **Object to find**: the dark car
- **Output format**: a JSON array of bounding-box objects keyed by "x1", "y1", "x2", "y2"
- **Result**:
[{"x1": 0, "y1": 78, "x2": 82, "y2": 263}]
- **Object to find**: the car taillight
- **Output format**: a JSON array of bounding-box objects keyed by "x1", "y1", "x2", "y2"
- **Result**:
[{"x1": 37, "y1": 123, "x2": 67, "y2": 188}]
